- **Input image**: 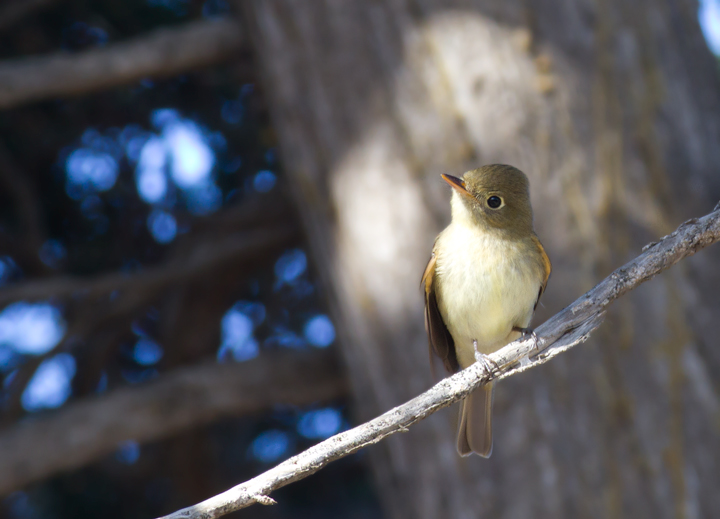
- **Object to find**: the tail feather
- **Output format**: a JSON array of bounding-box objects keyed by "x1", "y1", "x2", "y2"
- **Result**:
[{"x1": 457, "y1": 383, "x2": 494, "y2": 457}]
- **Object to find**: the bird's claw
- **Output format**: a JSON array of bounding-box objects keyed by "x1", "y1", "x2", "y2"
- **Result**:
[
  {"x1": 513, "y1": 326, "x2": 540, "y2": 352},
  {"x1": 473, "y1": 339, "x2": 500, "y2": 374}
]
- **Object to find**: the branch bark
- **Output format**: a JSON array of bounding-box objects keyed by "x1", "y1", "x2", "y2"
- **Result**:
[
  {"x1": 0, "y1": 18, "x2": 244, "y2": 109},
  {"x1": 158, "y1": 203, "x2": 720, "y2": 519},
  {"x1": 0, "y1": 348, "x2": 345, "y2": 497}
]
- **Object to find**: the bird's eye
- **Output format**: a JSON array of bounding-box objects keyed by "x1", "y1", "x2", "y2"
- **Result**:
[{"x1": 487, "y1": 196, "x2": 503, "y2": 209}]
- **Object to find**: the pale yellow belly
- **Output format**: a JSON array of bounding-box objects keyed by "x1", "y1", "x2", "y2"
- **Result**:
[{"x1": 435, "y1": 226, "x2": 542, "y2": 369}]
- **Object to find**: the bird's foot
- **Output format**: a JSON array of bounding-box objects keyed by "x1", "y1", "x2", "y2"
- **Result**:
[
  {"x1": 513, "y1": 326, "x2": 540, "y2": 351},
  {"x1": 473, "y1": 339, "x2": 500, "y2": 374}
]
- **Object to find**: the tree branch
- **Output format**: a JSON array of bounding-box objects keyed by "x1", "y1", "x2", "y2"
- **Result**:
[
  {"x1": 0, "y1": 223, "x2": 297, "y2": 423},
  {"x1": 157, "y1": 202, "x2": 720, "y2": 519},
  {"x1": 0, "y1": 18, "x2": 244, "y2": 109},
  {"x1": 0, "y1": 222, "x2": 297, "y2": 308},
  {"x1": 0, "y1": 348, "x2": 345, "y2": 497}
]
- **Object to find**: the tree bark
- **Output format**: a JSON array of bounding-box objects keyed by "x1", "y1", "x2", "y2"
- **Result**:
[{"x1": 241, "y1": 1, "x2": 720, "y2": 518}]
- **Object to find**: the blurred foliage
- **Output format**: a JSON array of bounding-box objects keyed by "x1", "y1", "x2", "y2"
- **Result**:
[{"x1": 0, "y1": 1, "x2": 382, "y2": 518}]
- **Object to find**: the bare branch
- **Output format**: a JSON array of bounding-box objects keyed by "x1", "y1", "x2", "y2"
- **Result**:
[
  {"x1": 0, "y1": 18, "x2": 244, "y2": 109},
  {"x1": 0, "y1": 0, "x2": 62, "y2": 33},
  {"x1": 0, "y1": 201, "x2": 296, "y2": 425},
  {"x1": 0, "y1": 222, "x2": 297, "y2": 308},
  {"x1": 0, "y1": 348, "x2": 345, "y2": 496},
  {"x1": 0, "y1": 222, "x2": 296, "y2": 422},
  {"x1": 157, "y1": 203, "x2": 720, "y2": 519}
]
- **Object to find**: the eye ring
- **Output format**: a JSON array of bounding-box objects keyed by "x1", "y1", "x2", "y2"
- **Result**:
[{"x1": 486, "y1": 195, "x2": 503, "y2": 209}]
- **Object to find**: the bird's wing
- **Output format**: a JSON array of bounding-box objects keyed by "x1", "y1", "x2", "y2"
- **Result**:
[
  {"x1": 532, "y1": 235, "x2": 552, "y2": 310},
  {"x1": 422, "y1": 252, "x2": 459, "y2": 373}
]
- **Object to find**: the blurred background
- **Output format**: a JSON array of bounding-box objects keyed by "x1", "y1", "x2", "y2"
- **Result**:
[{"x1": 0, "y1": 1, "x2": 719, "y2": 518}]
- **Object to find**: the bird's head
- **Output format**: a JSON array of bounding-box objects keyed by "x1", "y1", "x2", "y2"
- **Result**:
[{"x1": 442, "y1": 164, "x2": 534, "y2": 236}]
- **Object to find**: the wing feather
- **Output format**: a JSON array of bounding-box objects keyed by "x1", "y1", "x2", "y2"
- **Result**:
[
  {"x1": 531, "y1": 235, "x2": 552, "y2": 310},
  {"x1": 422, "y1": 253, "x2": 459, "y2": 373}
]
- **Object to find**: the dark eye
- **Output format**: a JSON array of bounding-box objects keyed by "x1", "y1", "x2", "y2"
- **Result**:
[{"x1": 487, "y1": 196, "x2": 502, "y2": 209}]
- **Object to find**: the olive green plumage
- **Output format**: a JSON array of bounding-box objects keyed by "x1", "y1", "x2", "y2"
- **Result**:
[{"x1": 423, "y1": 164, "x2": 551, "y2": 457}]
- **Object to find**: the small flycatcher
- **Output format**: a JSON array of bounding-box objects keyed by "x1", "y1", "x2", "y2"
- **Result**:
[{"x1": 422, "y1": 164, "x2": 551, "y2": 457}]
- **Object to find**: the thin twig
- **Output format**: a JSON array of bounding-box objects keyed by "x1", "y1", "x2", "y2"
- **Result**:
[{"x1": 157, "y1": 202, "x2": 720, "y2": 519}]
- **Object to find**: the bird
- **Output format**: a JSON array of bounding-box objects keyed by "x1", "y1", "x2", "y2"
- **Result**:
[{"x1": 422, "y1": 164, "x2": 551, "y2": 457}]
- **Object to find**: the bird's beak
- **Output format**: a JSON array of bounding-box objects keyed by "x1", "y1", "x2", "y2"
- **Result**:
[{"x1": 441, "y1": 174, "x2": 472, "y2": 199}]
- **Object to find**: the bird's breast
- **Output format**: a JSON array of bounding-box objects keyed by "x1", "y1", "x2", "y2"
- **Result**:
[{"x1": 435, "y1": 225, "x2": 543, "y2": 368}]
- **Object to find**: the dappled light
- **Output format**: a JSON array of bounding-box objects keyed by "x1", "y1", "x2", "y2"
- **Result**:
[
  {"x1": 274, "y1": 248, "x2": 307, "y2": 286},
  {"x1": 63, "y1": 108, "x2": 227, "y2": 244},
  {"x1": 253, "y1": 170, "x2": 276, "y2": 193},
  {"x1": 21, "y1": 354, "x2": 76, "y2": 411},
  {"x1": 217, "y1": 305, "x2": 259, "y2": 362},
  {"x1": 66, "y1": 148, "x2": 119, "y2": 198},
  {"x1": 0, "y1": 2, "x2": 360, "y2": 518},
  {"x1": 147, "y1": 209, "x2": 178, "y2": 244},
  {"x1": 700, "y1": 0, "x2": 720, "y2": 54},
  {"x1": 55, "y1": 103, "x2": 264, "y2": 269},
  {"x1": 250, "y1": 430, "x2": 292, "y2": 464},
  {"x1": 0, "y1": 303, "x2": 66, "y2": 356},
  {"x1": 303, "y1": 315, "x2": 335, "y2": 348},
  {"x1": 297, "y1": 408, "x2": 343, "y2": 439},
  {"x1": 156, "y1": 114, "x2": 215, "y2": 189},
  {"x1": 115, "y1": 440, "x2": 141, "y2": 465},
  {"x1": 137, "y1": 137, "x2": 169, "y2": 203},
  {"x1": 132, "y1": 338, "x2": 164, "y2": 366}
]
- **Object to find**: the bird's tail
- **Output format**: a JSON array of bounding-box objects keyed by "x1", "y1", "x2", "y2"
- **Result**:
[{"x1": 457, "y1": 382, "x2": 494, "y2": 457}]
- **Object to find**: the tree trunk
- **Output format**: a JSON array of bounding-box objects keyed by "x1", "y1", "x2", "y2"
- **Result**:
[{"x1": 241, "y1": 1, "x2": 720, "y2": 517}]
